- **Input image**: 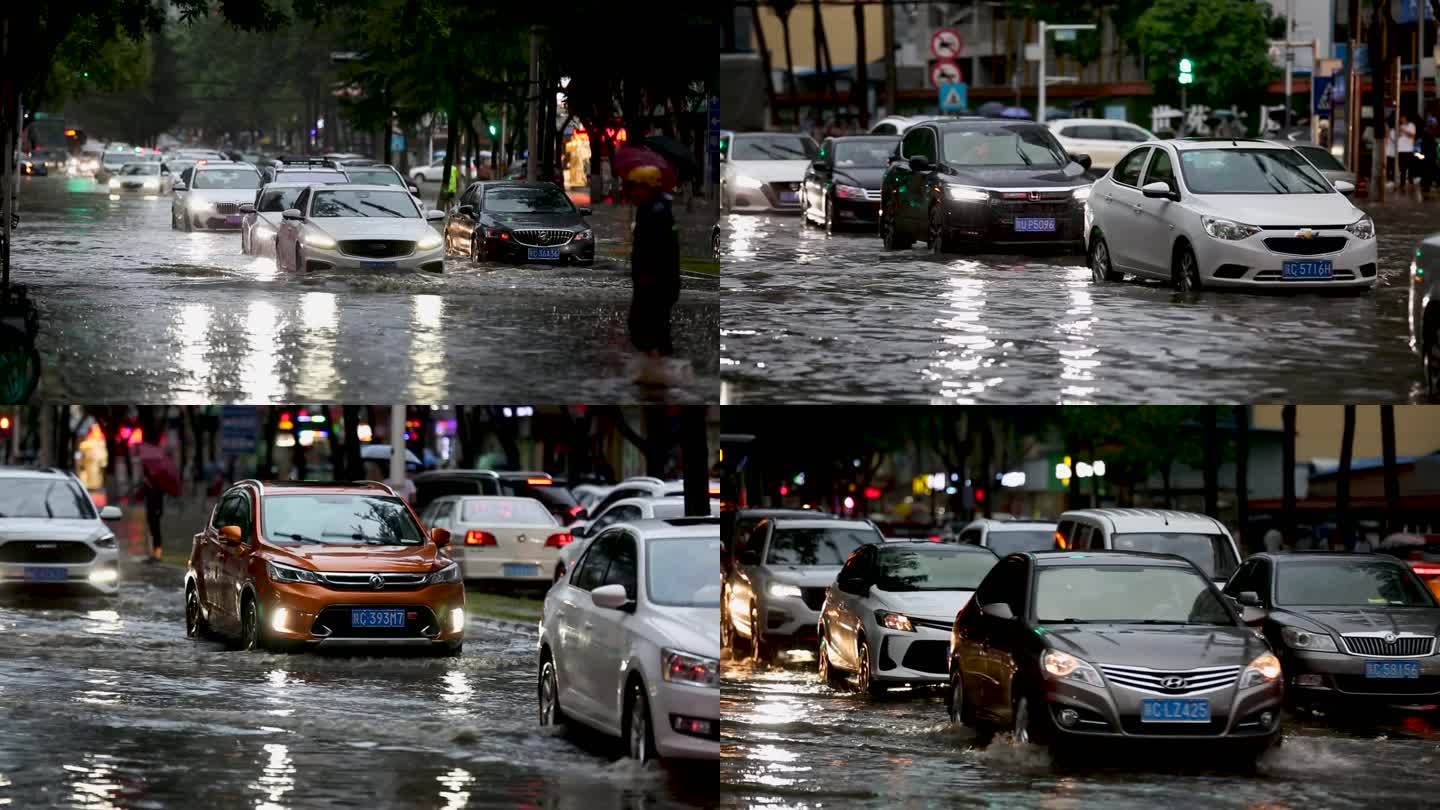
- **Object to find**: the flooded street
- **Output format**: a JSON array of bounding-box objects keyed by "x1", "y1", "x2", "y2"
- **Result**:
[
  {"x1": 0, "y1": 560, "x2": 716, "y2": 809},
  {"x1": 719, "y1": 201, "x2": 1434, "y2": 404},
  {"x1": 8, "y1": 175, "x2": 718, "y2": 403},
  {"x1": 720, "y1": 653, "x2": 1440, "y2": 809}
]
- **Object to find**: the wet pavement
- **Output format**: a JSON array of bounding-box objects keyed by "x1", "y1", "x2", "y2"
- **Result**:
[
  {"x1": 719, "y1": 200, "x2": 1435, "y2": 404},
  {"x1": 720, "y1": 651, "x2": 1440, "y2": 809},
  {"x1": 7, "y1": 175, "x2": 718, "y2": 403},
  {"x1": 0, "y1": 559, "x2": 716, "y2": 809}
]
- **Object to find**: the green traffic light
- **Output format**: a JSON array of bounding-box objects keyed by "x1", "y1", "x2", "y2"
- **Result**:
[
  {"x1": 82, "y1": 71, "x2": 89, "y2": 78},
  {"x1": 1179, "y1": 58, "x2": 1193, "y2": 73},
  {"x1": 488, "y1": 124, "x2": 497, "y2": 136}
]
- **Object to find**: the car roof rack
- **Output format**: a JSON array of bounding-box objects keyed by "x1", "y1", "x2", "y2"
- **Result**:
[
  {"x1": 279, "y1": 157, "x2": 340, "y2": 167},
  {"x1": 232, "y1": 479, "x2": 395, "y2": 494}
]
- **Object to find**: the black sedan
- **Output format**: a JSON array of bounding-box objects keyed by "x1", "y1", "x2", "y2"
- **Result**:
[
  {"x1": 880, "y1": 119, "x2": 1093, "y2": 254},
  {"x1": 444, "y1": 181, "x2": 594, "y2": 265},
  {"x1": 802, "y1": 135, "x2": 899, "y2": 234},
  {"x1": 948, "y1": 551, "x2": 1282, "y2": 758},
  {"x1": 1222, "y1": 552, "x2": 1440, "y2": 714}
]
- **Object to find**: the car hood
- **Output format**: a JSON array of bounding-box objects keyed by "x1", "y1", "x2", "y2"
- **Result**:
[
  {"x1": 0, "y1": 518, "x2": 107, "y2": 543},
  {"x1": 872, "y1": 588, "x2": 973, "y2": 621},
  {"x1": 1044, "y1": 624, "x2": 1267, "y2": 670},
  {"x1": 1272, "y1": 606, "x2": 1440, "y2": 636},
  {"x1": 945, "y1": 162, "x2": 1091, "y2": 190},
  {"x1": 186, "y1": 188, "x2": 260, "y2": 204},
  {"x1": 647, "y1": 606, "x2": 721, "y2": 660},
  {"x1": 833, "y1": 167, "x2": 887, "y2": 190},
  {"x1": 730, "y1": 159, "x2": 810, "y2": 182},
  {"x1": 486, "y1": 212, "x2": 586, "y2": 230},
  {"x1": 1186, "y1": 192, "x2": 1363, "y2": 227},
  {"x1": 763, "y1": 564, "x2": 843, "y2": 588},
  {"x1": 308, "y1": 218, "x2": 434, "y2": 240},
  {"x1": 269, "y1": 544, "x2": 442, "y2": 573}
]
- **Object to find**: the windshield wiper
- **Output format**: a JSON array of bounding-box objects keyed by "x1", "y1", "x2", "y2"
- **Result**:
[
  {"x1": 359, "y1": 200, "x2": 407, "y2": 218},
  {"x1": 274, "y1": 532, "x2": 326, "y2": 544},
  {"x1": 1014, "y1": 141, "x2": 1034, "y2": 166}
]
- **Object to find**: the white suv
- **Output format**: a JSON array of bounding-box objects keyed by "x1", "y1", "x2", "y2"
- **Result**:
[
  {"x1": 538, "y1": 517, "x2": 719, "y2": 762},
  {"x1": 1055, "y1": 508, "x2": 1241, "y2": 583},
  {"x1": 560, "y1": 495, "x2": 719, "y2": 580},
  {"x1": 1085, "y1": 138, "x2": 1377, "y2": 291},
  {"x1": 1410, "y1": 232, "x2": 1440, "y2": 397},
  {"x1": 956, "y1": 518, "x2": 1059, "y2": 556},
  {"x1": 1047, "y1": 118, "x2": 1155, "y2": 171},
  {"x1": 0, "y1": 466, "x2": 123, "y2": 595}
]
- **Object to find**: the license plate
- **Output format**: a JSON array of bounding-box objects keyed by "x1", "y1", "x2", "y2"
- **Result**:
[
  {"x1": 502, "y1": 563, "x2": 540, "y2": 577},
  {"x1": 361, "y1": 260, "x2": 398, "y2": 270},
  {"x1": 224, "y1": 215, "x2": 242, "y2": 225},
  {"x1": 1015, "y1": 217, "x2": 1056, "y2": 233},
  {"x1": 23, "y1": 566, "x2": 68, "y2": 582},
  {"x1": 1365, "y1": 660, "x2": 1420, "y2": 679},
  {"x1": 351, "y1": 608, "x2": 406, "y2": 628},
  {"x1": 1140, "y1": 698, "x2": 1210, "y2": 723},
  {"x1": 527, "y1": 247, "x2": 561, "y2": 260},
  {"x1": 779, "y1": 191, "x2": 799, "y2": 203},
  {"x1": 1282, "y1": 259, "x2": 1332, "y2": 279}
]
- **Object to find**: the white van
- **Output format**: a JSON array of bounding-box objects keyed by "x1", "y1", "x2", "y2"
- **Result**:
[{"x1": 1054, "y1": 509, "x2": 1241, "y2": 582}]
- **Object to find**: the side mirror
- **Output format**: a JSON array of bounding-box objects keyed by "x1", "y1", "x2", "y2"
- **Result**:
[
  {"x1": 431, "y1": 527, "x2": 451, "y2": 547},
  {"x1": 838, "y1": 575, "x2": 869, "y2": 596},
  {"x1": 1240, "y1": 605, "x2": 1267, "y2": 625},
  {"x1": 1333, "y1": 179, "x2": 1356, "y2": 195},
  {"x1": 457, "y1": 204, "x2": 474, "y2": 217},
  {"x1": 571, "y1": 522, "x2": 590, "y2": 539},
  {"x1": 172, "y1": 181, "x2": 187, "y2": 191},
  {"x1": 1236, "y1": 590, "x2": 1262, "y2": 608},
  {"x1": 219, "y1": 525, "x2": 244, "y2": 544},
  {"x1": 908, "y1": 155, "x2": 932, "y2": 173},
  {"x1": 981, "y1": 602, "x2": 1015, "y2": 621},
  {"x1": 578, "y1": 206, "x2": 592, "y2": 216},
  {"x1": 425, "y1": 209, "x2": 445, "y2": 221},
  {"x1": 238, "y1": 203, "x2": 256, "y2": 214},
  {"x1": 1070, "y1": 153, "x2": 1093, "y2": 171},
  {"x1": 281, "y1": 208, "x2": 303, "y2": 220},
  {"x1": 1141, "y1": 181, "x2": 1179, "y2": 201},
  {"x1": 100, "y1": 505, "x2": 122, "y2": 521},
  {"x1": 591, "y1": 583, "x2": 634, "y2": 612},
  {"x1": 408, "y1": 184, "x2": 420, "y2": 194}
]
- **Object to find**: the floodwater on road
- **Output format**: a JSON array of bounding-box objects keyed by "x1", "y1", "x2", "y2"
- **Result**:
[
  {"x1": 7, "y1": 175, "x2": 718, "y2": 403},
  {"x1": 719, "y1": 199, "x2": 1435, "y2": 404},
  {"x1": 721, "y1": 652, "x2": 1440, "y2": 809},
  {"x1": 0, "y1": 560, "x2": 715, "y2": 809}
]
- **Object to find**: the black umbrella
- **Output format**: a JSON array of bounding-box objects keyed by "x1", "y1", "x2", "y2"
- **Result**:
[
  {"x1": 636, "y1": 135, "x2": 700, "y2": 183},
  {"x1": 977, "y1": 101, "x2": 1007, "y2": 117}
]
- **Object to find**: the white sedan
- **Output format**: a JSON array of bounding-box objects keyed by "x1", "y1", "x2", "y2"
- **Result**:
[
  {"x1": 0, "y1": 467, "x2": 123, "y2": 595},
  {"x1": 418, "y1": 495, "x2": 571, "y2": 583},
  {"x1": 721, "y1": 131, "x2": 819, "y2": 213},
  {"x1": 274, "y1": 184, "x2": 447, "y2": 273},
  {"x1": 1085, "y1": 138, "x2": 1377, "y2": 291},
  {"x1": 539, "y1": 518, "x2": 719, "y2": 762},
  {"x1": 238, "y1": 183, "x2": 309, "y2": 257}
]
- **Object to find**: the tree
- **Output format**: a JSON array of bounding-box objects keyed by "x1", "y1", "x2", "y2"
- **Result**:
[
  {"x1": 772, "y1": 0, "x2": 799, "y2": 121},
  {"x1": 1235, "y1": 406, "x2": 1250, "y2": 551},
  {"x1": 1135, "y1": 0, "x2": 1281, "y2": 122},
  {"x1": 1336, "y1": 404, "x2": 1356, "y2": 550},
  {"x1": 1381, "y1": 405, "x2": 1400, "y2": 535},
  {"x1": 1281, "y1": 405, "x2": 1297, "y2": 547},
  {"x1": 1201, "y1": 405, "x2": 1218, "y2": 518}
]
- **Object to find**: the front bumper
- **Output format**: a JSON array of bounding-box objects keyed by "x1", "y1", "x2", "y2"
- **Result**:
[
  {"x1": 1193, "y1": 231, "x2": 1378, "y2": 289},
  {"x1": 256, "y1": 579, "x2": 466, "y2": 647},
  {"x1": 300, "y1": 243, "x2": 447, "y2": 273},
  {"x1": 187, "y1": 207, "x2": 248, "y2": 231},
  {"x1": 1283, "y1": 648, "x2": 1440, "y2": 702},
  {"x1": 832, "y1": 195, "x2": 882, "y2": 226},
  {"x1": 758, "y1": 592, "x2": 821, "y2": 642},
  {"x1": 111, "y1": 183, "x2": 160, "y2": 194},
  {"x1": 729, "y1": 180, "x2": 803, "y2": 213},
  {"x1": 1039, "y1": 672, "x2": 1283, "y2": 743},
  {"x1": 486, "y1": 234, "x2": 594, "y2": 264},
  {"x1": 0, "y1": 554, "x2": 120, "y2": 595},
  {"x1": 940, "y1": 198, "x2": 1087, "y2": 250},
  {"x1": 651, "y1": 680, "x2": 720, "y2": 760},
  {"x1": 868, "y1": 622, "x2": 950, "y2": 684}
]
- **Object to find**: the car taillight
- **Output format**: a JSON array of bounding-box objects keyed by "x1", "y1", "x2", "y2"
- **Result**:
[
  {"x1": 1412, "y1": 565, "x2": 1440, "y2": 577},
  {"x1": 928, "y1": 535, "x2": 942, "y2": 543},
  {"x1": 567, "y1": 504, "x2": 585, "y2": 517},
  {"x1": 465, "y1": 530, "x2": 497, "y2": 546},
  {"x1": 545, "y1": 533, "x2": 573, "y2": 548}
]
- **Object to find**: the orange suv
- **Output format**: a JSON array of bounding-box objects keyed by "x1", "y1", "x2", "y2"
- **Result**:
[{"x1": 184, "y1": 480, "x2": 465, "y2": 655}]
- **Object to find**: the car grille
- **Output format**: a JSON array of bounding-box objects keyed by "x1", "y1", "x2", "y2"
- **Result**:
[
  {"x1": 799, "y1": 587, "x2": 827, "y2": 611},
  {"x1": 1098, "y1": 664, "x2": 1242, "y2": 695},
  {"x1": 764, "y1": 182, "x2": 803, "y2": 207},
  {"x1": 910, "y1": 617, "x2": 954, "y2": 632},
  {"x1": 1342, "y1": 634, "x2": 1435, "y2": 657},
  {"x1": 1262, "y1": 236, "x2": 1347, "y2": 255},
  {"x1": 862, "y1": 188, "x2": 883, "y2": 201},
  {"x1": 338, "y1": 239, "x2": 415, "y2": 258},
  {"x1": 315, "y1": 571, "x2": 430, "y2": 591},
  {"x1": 1332, "y1": 675, "x2": 1440, "y2": 695},
  {"x1": 215, "y1": 202, "x2": 240, "y2": 216},
  {"x1": 900, "y1": 639, "x2": 948, "y2": 674},
  {"x1": 512, "y1": 229, "x2": 574, "y2": 247},
  {"x1": 311, "y1": 605, "x2": 439, "y2": 638},
  {"x1": 122, "y1": 181, "x2": 145, "y2": 189},
  {"x1": 0, "y1": 541, "x2": 97, "y2": 563}
]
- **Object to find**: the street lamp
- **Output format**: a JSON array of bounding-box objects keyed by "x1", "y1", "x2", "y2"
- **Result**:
[{"x1": 1036, "y1": 22, "x2": 1098, "y2": 124}]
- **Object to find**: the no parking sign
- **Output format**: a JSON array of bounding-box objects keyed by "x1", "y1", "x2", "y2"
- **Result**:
[
  {"x1": 931, "y1": 28, "x2": 963, "y2": 60},
  {"x1": 930, "y1": 60, "x2": 963, "y2": 88}
]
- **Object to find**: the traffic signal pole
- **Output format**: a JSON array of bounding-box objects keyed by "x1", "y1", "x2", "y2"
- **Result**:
[{"x1": 1036, "y1": 22, "x2": 1096, "y2": 124}]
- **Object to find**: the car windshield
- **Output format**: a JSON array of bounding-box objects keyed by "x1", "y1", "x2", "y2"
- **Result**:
[
  {"x1": 167, "y1": 161, "x2": 195, "y2": 174},
  {"x1": 459, "y1": 498, "x2": 555, "y2": 525},
  {"x1": 345, "y1": 168, "x2": 404, "y2": 186},
  {"x1": 987, "y1": 529, "x2": 1058, "y2": 557},
  {"x1": 1035, "y1": 564, "x2": 1236, "y2": 625},
  {"x1": 192, "y1": 169, "x2": 260, "y2": 189},
  {"x1": 1178, "y1": 148, "x2": 1332, "y2": 193},
  {"x1": 733, "y1": 134, "x2": 818, "y2": 161},
  {"x1": 942, "y1": 127, "x2": 1067, "y2": 168},
  {"x1": 0, "y1": 479, "x2": 97, "y2": 520},
  {"x1": 103, "y1": 153, "x2": 130, "y2": 164},
  {"x1": 833, "y1": 139, "x2": 896, "y2": 168},
  {"x1": 1276, "y1": 560, "x2": 1434, "y2": 607},
  {"x1": 484, "y1": 186, "x2": 574, "y2": 213},
  {"x1": 310, "y1": 189, "x2": 418, "y2": 218},
  {"x1": 875, "y1": 547, "x2": 996, "y2": 592},
  {"x1": 647, "y1": 537, "x2": 722, "y2": 607},
  {"x1": 766, "y1": 527, "x2": 877, "y2": 565},
  {"x1": 1294, "y1": 145, "x2": 1346, "y2": 171},
  {"x1": 120, "y1": 163, "x2": 160, "y2": 176},
  {"x1": 257, "y1": 187, "x2": 303, "y2": 212},
  {"x1": 279, "y1": 171, "x2": 346, "y2": 183},
  {"x1": 651, "y1": 500, "x2": 720, "y2": 519},
  {"x1": 1111, "y1": 533, "x2": 1238, "y2": 579},
  {"x1": 263, "y1": 493, "x2": 425, "y2": 545}
]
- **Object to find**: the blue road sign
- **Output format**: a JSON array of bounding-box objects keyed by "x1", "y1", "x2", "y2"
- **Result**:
[
  {"x1": 939, "y1": 82, "x2": 968, "y2": 112},
  {"x1": 220, "y1": 406, "x2": 258, "y2": 456}
]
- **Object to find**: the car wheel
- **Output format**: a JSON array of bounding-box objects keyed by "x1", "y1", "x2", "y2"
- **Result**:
[
  {"x1": 1089, "y1": 233, "x2": 1123, "y2": 282},
  {"x1": 1013, "y1": 693, "x2": 1052, "y2": 746},
  {"x1": 1425, "y1": 315, "x2": 1440, "y2": 399},
  {"x1": 824, "y1": 195, "x2": 836, "y2": 236},
  {"x1": 1174, "y1": 243, "x2": 1201, "y2": 292},
  {"x1": 170, "y1": 208, "x2": 179, "y2": 230},
  {"x1": 928, "y1": 203, "x2": 955, "y2": 254},
  {"x1": 185, "y1": 585, "x2": 210, "y2": 639},
  {"x1": 625, "y1": 679, "x2": 658, "y2": 763},
  {"x1": 721, "y1": 601, "x2": 736, "y2": 651},
  {"x1": 183, "y1": 212, "x2": 193, "y2": 233},
  {"x1": 470, "y1": 232, "x2": 485, "y2": 264},
  {"x1": 412, "y1": 173, "x2": 425, "y2": 185},
  {"x1": 439, "y1": 641, "x2": 463, "y2": 657},
  {"x1": 856, "y1": 638, "x2": 883, "y2": 697},
  {"x1": 295, "y1": 245, "x2": 304, "y2": 274},
  {"x1": 818, "y1": 633, "x2": 844, "y2": 689},
  {"x1": 239, "y1": 595, "x2": 261, "y2": 651},
  {"x1": 946, "y1": 667, "x2": 967, "y2": 725},
  {"x1": 881, "y1": 207, "x2": 912, "y2": 250},
  {"x1": 721, "y1": 183, "x2": 732, "y2": 213},
  {"x1": 538, "y1": 655, "x2": 567, "y2": 727}
]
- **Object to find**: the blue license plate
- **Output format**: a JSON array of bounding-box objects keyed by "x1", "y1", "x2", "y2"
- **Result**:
[
  {"x1": 1015, "y1": 217, "x2": 1056, "y2": 233},
  {"x1": 1282, "y1": 259, "x2": 1332, "y2": 279},
  {"x1": 502, "y1": 563, "x2": 540, "y2": 577},
  {"x1": 23, "y1": 566, "x2": 68, "y2": 582},
  {"x1": 361, "y1": 260, "x2": 398, "y2": 270},
  {"x1": 779, "y1": 191, "x2": 799, "y2": 203},
  {"x1": 1365, "y1": 660, "x2": 1420, "y2": 679},
  {"x1": 225, "y1": 215, "x2": 242, "y2": 226},
  {"x1": 1140, "y1": 698, "x2": 1210, "y2": 723},
  {"x1": 527, "y1": 247, "x2": 561, "y2": 260},
  {"x1": 351, "y1": 608, "x2": 406, "y2": 628}
]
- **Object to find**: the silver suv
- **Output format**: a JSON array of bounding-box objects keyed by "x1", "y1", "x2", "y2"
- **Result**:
[
  {"x1": 1056, "y1": 508, "x2": 1242, "y2": 583},
  {"x1": 957, "y1": 518, "x2": 1059, "y2": 557},
  {"x1": 0, "y1": 466, "x2": 123, "y2": 595}
]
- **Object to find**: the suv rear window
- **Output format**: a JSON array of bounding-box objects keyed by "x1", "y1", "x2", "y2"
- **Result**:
[
  {"x1": 414, "y1": 476, "x2": 501, "y2": 511},
  {"x1": 499, "y1": 479, "x2": 579, "y2": 520}
]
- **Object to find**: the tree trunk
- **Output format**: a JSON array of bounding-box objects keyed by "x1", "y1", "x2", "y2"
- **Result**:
[
  {"x1": 1202, "y1": 406, "x2": 1219, "y2": 518},
  {"x1": 327, "y1": 405, "x2": 344, "y2": 480},
  {"x1": 780, "y1": 14, "x2": 798, "y2": 126},
  {"x1": 1282, "y1": 405, "x2": 1297, "y2": 547},
  {"x1": 439, "y1": 101, "x2": 460, "y2": 209},
  {"x1": 979, "y1": 416, "x2": 994, "y2": 519},
  {"x1": 643, "y1": 408, "x2": 670, "y2": 478},
  {"x1": 1161, "y1": 461, "x2": 1173, "y2": 509},
  {"x1": 751, "y1": 4, "x2": 780, "y2": 126},
  {"x1": 1236, "y1": 406, "x2": 1250, "y2": 553},
  {"x1": 1381, "y1": 405, "x2": 1401, "y2": 534},
  {"x1": 812, "y1": 0, "x2": 834, "y2": 120},
  {"x1": 1066, "y1": 433, "x2": 1081, "y2": 510},
  {"x1": 682, "y1": 407, "x2": 709, "y2": 516},
  {"x1": 1337, "y1": 404, "x2": 1356, "y2": 550},
  {"x1": 854, "y1": 0, "x2": 869, "y2": 128},
  {"x1": 342, "y1": 405, "x2": 364, "y2": 481}
]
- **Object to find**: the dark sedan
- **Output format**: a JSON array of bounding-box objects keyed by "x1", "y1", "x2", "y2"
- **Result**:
[
  {"x1": 881, "y1": 119, "x2": 1094, "y2": 254},
  {"x1": 1222, "y1": 552, "x2": 1440, "y2": 714},
  {"x1": 802, "y1": 135, "x2": 899, "y2": 234},
  {"x1": 948, "y1": 551, "x2": 1282, "y2": 758},
  {"x1": 444, "y1": 181, "x2": 594, "y2": 265}
]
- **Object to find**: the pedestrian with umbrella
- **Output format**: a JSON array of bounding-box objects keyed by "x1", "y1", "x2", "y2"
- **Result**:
[
  {"x1": 612, "y1": 144, "x2": 685, "y2": 384},
  {"x1": 135, "y1": 433, "x2": 180, "y2": 562}
]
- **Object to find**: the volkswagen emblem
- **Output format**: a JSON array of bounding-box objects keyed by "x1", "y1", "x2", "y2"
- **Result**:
[
  {"x1": 1161, "y1": 676, "x2": 1187, "y2": 690},
  {"x1": 1295, "y1": 228, "x2": 1316, "y2": 239},
  {"x1": 369, "y1": 574, "x2": 385, "y2": 590},
  {"x1": 1384, "y1": 632, "x2": 1398, "y2": 644}
]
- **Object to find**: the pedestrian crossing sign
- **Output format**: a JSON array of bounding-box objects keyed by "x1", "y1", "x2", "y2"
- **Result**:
[{"x1": 939, "y1": 82, "x2": 968, "y2": 112}]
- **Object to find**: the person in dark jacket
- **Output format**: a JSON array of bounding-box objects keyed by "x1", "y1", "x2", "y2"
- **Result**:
[{"x1": 625, "y1": 165, "x2": 681, "y2": 366}]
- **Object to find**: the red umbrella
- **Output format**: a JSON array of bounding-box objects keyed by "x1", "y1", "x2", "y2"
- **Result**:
[
  {"x1": 611, "y1": 144, "x2": 677, "y2": 191},
  {"x1": 137, "y1": 443, "x2": 181, "y2": 497}
]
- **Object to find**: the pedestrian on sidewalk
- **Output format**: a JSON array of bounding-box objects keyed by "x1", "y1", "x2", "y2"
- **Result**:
[
  {"x1": 1422, "y1": 118, "x2": 1439, "y2": 194},
  {"x1": 135, "y1": 436, "x2": 180, "y2": 562},
  {"x1": 1399, "y1": 113, "x2": 1418, "y2": 189},
  {"x1": 624, "y1": 164, "x2": 681, "y2": 382}
]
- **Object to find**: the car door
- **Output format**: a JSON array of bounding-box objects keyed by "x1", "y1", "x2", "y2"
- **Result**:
[
  {"x1": 730, "y1": 520, "x2": 769, "y2": 639},
  {"x1": 587, "y1": 528, "x2": 638, "y2": 729},
  {"x1": 276, "y1": 188, "x2": 309, "y2": 270},
  {"x1": 199, "y1": 495, "x2": 237, "y2": 616},
  {"x1": 558, "y1": 531, "x2": 617, "y2": 724},
  {"x1": 448, "y1": 184, "x2": 479, "y2": 254},
  {"x1": 960, "y1": 562, "x2": 1010, "y2": 711},
  {"x1": 990, "y1": 558, "x2": 1032, "y2": 726},
  {"x1": 891, "y1": 125, "x2": 936, "y2": 234},
  {"x1": 1132, "y1": 145, "x2": 1180, "y2": 276},
  {"x1": 1057, "y1": 125, "x2": 1100, "y2": 165},
  {"x1": 825, "y1": 546, "x2": 871, "y2": 670},
  {"x1": 1096, "y1": 147, "x2": 1151, "y2": 272},
  {"x1": 218, "y1": 490, "x2": 257, "y2": 625}
]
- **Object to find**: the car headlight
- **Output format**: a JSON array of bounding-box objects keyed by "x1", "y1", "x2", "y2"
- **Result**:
[
  {"x1": 1072, "y1": 185, "x2": 1093, "y2": 202},
  {"x1": 143, "y1": 178, "x2": 159, "y2": 189},
  {"x1": 946, "y1": 185, "x2": 990, "y2": 202},
  {"x1": 875, "y1": 610, "x2": 915, "y2": 632},
  {"x1": 107, "y1": 177, "x2": 120, "y2": 188},
  {"x1": 834, "y1": 183, "x2": 868, "y2": 200},
  {"x1": 189, "y1": 198, "x2": 215, "y2": 212},
  {"x1": 575, "y1": 229, "x2": 593, "y2": 241},
  {"x1": 1201, "y1": 215, "x2": 1260, "y2": 240},
  {"x1": 89, "y1": 567, "x2": 119, "y2": 585},
  {"x1": 663, "y1": 648, "x2": 720, "y2": 688},
  {"x1": 768, "y1": 581, "x2": 802, "y2": 599},
  {"x1": 94, "y1": 535, "x2": 116, "y2": 549},
  {"x1": 265, "y1": 560, "x2": 323, "y2": 584},
  {"x1": 416, "y1": 232, "x2": 443, "y2": 250},
  {"x1": 733, "y1": 174, "x2": 766, "y2": 190},
  {"x1": 1280, "y1": 626, "x2": 1337, "y2": 652},
  {"x1": 1242, "y1": 652, "x2": 1283, "y2": 687},
  {"x1": 429, "y1": 561, "x2": 461, "y2": 583},
  {"x1": 1041, "y1": 649, "x2": 1104, "y2": 687},
  {"x1": 1344, "y1": 215, "x2": 1375, "y2": 240},
  {"x1": 254, "y1": 223, "x2": 276, "y2": 239},
  {"x1": 449, "y1": 607, "x2": 466, "y2": 632},
  {"x1": 303, "y1": 231, "x2": 337, "y2": 249}
]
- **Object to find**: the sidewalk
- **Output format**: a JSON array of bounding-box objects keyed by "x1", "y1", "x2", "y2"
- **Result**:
[{"x1": 581, "y1": 200, "x2": 718, "y2": 276}]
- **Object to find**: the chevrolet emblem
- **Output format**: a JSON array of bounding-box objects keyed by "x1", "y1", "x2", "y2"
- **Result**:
[{"x1": 1295, "y1": 228, "x2": 1316, "y2": 239}]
